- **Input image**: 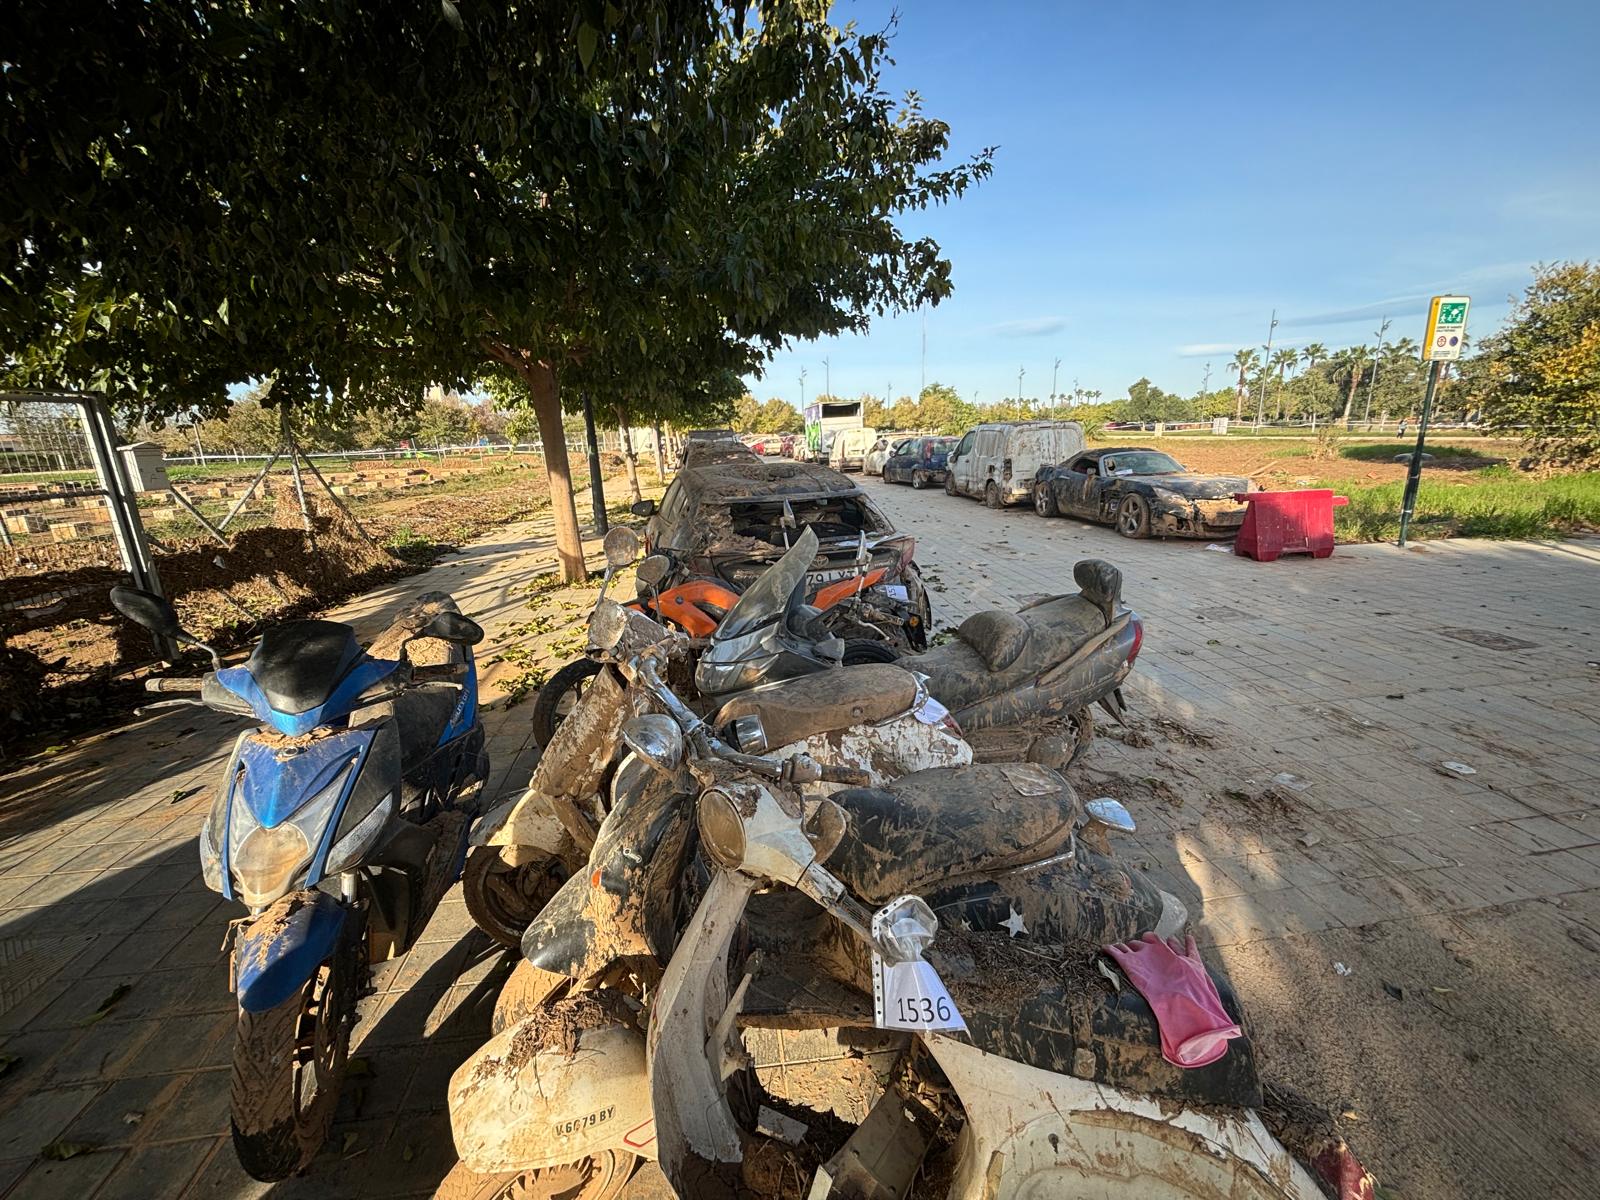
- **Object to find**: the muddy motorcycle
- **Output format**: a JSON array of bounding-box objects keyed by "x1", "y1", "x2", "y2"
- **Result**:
[
  {"x1": 693, "y1": 528, "x2": 1142, "y2": 770},
  {"x1": 529, "y1": 525, "x2": 926, "y2": 749},
  {"x1": 465, "y1": 528, "x2": 968, "y2": 949},
  {"x1": 437, "y1": 603, "x2": 1363, "y2": 1199},
  {"x1": 110, "y1": 587, "x2": 489, "y2": 1181}
]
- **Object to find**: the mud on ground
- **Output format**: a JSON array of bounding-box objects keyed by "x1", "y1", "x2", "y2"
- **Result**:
[{"x1": 1075, "y1": 709, "x2": 1600, "y2": 1200}]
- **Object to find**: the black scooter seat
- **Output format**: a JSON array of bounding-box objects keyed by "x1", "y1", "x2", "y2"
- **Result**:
[
  {"x1": 825, "y1": 762, "x2": 1078, "y2": 905},
  {"x1": 913, "y1": 594, "x2": 1107, "y2": 712}
]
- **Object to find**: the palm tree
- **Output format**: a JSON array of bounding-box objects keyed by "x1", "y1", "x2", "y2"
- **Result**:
[
  {"x1": 1269, "y1": 348, "x2": 1298, "y2": 420},
  {"x1": 1334, "y1": 345, "x2": 1370, "y2": 425},
  {"x1": 1228, "y1": 348, "x2": 1260, "y2": 421}
]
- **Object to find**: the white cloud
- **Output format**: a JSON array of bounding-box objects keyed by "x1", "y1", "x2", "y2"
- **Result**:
[
  {"x1": 1175, "y1": 342, "x2": 1238, "y2": 358},
  {"x1": 986, "y1": 316, "x2": 1069, "y2": 339}
]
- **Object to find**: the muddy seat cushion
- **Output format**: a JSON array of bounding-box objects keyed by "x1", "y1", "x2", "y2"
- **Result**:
[
  {"x1": 714, "y1": 664, "x2": 920, "y2": 749},
  {"x1": 955, "y1": 610, "x2": 1032, "y2": 672},
  {"x1": 825, "y1": 763, "x2": 1079, "y2": 905}
]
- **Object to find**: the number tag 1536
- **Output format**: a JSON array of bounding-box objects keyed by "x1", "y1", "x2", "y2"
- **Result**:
[{"x1": 871, "y1": 953, "x2": 967, "y2": 1034}]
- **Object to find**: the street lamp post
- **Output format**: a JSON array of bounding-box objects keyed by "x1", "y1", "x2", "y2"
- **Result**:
[
  {"x1": 822, "y1": 356, "x2": 830, "y2": 399},
  {"x1": 1051, "y1": 357, "x2": 1061, "y2": 406},
  {"x1": 1017, "y1": 366, "x2": 1026, "y2": 406},
  {"x1": 1254, "y1": 309, "x2": 1278, "y2": 427},
  {"x1": 1362, "y1": 316, "x2": 1390, "y2": 427},
  {"x1": 799, "y1": 366, "x2": 807, "y2": 410}
]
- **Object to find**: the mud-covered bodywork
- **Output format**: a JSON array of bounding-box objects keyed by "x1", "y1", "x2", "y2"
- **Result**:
[
  {"x1": 643, "y1": 452, "x2": 930, "y2": 647},
  {"x1": 1036, "y1": 447, "x2": 1252, "y2": 538}
]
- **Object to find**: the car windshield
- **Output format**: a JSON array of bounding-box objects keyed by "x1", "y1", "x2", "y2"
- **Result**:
[{"x1": 1100, "y1": 451, "x2": 1185, "y2": 476}]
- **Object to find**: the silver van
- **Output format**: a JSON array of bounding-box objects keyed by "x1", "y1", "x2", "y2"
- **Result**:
[{"x1": 944, "y1": 420, "x2": 1087, "y2": 506}]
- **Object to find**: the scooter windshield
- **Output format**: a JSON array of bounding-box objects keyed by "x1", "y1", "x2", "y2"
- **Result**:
[{"x1": 712, "y1": 526, "x2": 817, "y2": 641}]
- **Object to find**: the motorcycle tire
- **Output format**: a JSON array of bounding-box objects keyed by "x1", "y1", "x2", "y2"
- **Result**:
[
  {"x1": 229, "y1": 926, "x2": 363, "y2": 1181},
  {"x1": 433, "y1": 1151, "x2": 637, "y2": 1200},
  {"x1": 462, "y1": 845, "x2": 568, "y2": 951},
  {"x1": 842, "y1": 638, "x2": 900, "y2": 665},
  {"x1": 531, "y1": 658, "x2": 605, "y2": 749}
]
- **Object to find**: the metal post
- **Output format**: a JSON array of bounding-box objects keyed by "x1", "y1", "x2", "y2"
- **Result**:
[
  {"x1": 581, "y1": 390, "x2": 607, "y2": 535},
  {"x1": 81, "y1": 399, "x2": 175, "y2": 658},
  {"x1": 1363, "y1": 316, "x2": 1391, "y2": 427},
  {"x1": 1254, "y1": 310, "x2": 1277, "y2": 427},
  {"x1": 1398, "y1": 360, "x2": 1441, "y2": 547}
]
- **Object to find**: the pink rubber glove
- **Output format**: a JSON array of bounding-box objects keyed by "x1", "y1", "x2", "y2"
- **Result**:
[{"x1": 1104, "y1": 932, "x2": 1243, "y2": 1068}]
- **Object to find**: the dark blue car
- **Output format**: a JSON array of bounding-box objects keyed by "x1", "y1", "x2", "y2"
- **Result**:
[{"x1": 882, "y1": 435, "x2": 959, "y2": 488}]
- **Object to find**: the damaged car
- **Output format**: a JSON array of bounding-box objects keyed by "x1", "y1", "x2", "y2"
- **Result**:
[
  {"x1": 631, "y1": 451, "x2": 931, "y2": 649},
  {"x1": 1033, "y1": 447, "x2": 1253, "y2": 539}
]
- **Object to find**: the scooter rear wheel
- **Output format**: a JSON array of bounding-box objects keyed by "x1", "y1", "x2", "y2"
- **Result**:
[
  {"x1": 433, "y1": 1151, "x2": 637, "y2": 1200},
  {"x1": 462, "y1": 846, "x2": 567, "y2": 950}
]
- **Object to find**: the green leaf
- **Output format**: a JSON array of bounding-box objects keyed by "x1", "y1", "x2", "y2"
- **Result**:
[
  {"x1": 577, "y1": 23, "x2": 598, "y2": 70},
  {"x1": 41, "y1": 1141, "x2": 97, "y2": 1161}
]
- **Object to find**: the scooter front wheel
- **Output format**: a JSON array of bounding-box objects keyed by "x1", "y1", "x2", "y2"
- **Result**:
[
  {"x1": 531, "y1": 659, "x2": 604, "y2": 749},
  {"x1": 229, "y1": 934, "x2": 361, "y2": 1180},
  {"x1": 433, "y1": 1151, "x2": 637, "y2": 1200},
  {"x1": 462, "y1": 846, "x2": 568, "y2": 950}
]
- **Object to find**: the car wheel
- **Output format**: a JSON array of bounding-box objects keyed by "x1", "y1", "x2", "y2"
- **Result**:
[
  {"x1": 911, "y1": 470, "x2": 928, "y2": 490},
  {"x1": 1115, "y1": 494, "x2": 1152, "y2": 539},
  {"x1": 944, "y1": 471, "x2": 958, "y2": 497},
  {"x1": 1034, "y1": 483, "x2": 1059, "y2": 517},
  {"x1": 984, "y1": 481, "x2": 1003, "y2": 509}
]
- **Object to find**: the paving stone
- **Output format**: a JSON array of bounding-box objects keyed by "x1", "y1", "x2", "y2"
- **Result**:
[
  {"x1": 4, "y1": 1149, "x2": 122, "y2": 1199},
  {"x1": 0, "y1": 1081, "x2": 99, "y2": 1160},
  {"x1": 94, "y1": 1136, "x2": 213, "y2": 1200}
]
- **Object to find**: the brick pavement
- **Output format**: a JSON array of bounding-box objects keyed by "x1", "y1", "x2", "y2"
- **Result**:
[{"x1": 2, "y1": 479, "x2": 1597, "y2": 1198}]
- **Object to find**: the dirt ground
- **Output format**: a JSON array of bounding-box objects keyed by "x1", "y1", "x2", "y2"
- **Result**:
[
  {"x1": 1126, "y1": 435, "x2": 1526, "y2": 488},
  {"x1": 1081, "y1": 714, "x2": 1600, "y2": 1200}
]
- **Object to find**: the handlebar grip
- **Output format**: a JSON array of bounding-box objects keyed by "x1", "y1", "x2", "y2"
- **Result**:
[{"x1": 144, "y1": 676, "x2": 205, "y2": 693}]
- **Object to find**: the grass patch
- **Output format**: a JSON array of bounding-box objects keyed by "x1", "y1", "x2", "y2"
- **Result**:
[
  {"x1": 1339, "y1": 441, "x2": 1498, "y2": 464},
  {"x1": 1336, "y1": 472, "x2": 1600, "y2": 541}
]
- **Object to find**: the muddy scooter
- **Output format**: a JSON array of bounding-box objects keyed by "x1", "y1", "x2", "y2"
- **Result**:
[
  {"x1": 110, "y1": 587, "x2": 489, "y2": 1181},
  {"x1": 435, "y1": 594, "x2": 1366, "y2": 1199}
]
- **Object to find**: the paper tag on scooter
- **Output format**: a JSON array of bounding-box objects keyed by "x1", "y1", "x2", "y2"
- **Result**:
[
  {"x1": 871, "y1": 952, "x2": 967, "y2": 1033},
  {"x1": 911, "y1": 695, "x2": 951, "y2": 725}
]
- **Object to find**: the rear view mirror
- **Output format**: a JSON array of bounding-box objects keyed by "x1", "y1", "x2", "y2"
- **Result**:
[
  {"x1": 110, "y1": 586, "x2": 184, "y2": 640},
  {"x1": 420, "y1": 611, "x2": 484, "y2": 645},
  {"x1": 603, "y1": 526, "x2": 641, "y2": 567},
  {"x1": 630, "y1": 499, "x2": 657, "y2": 518},
  {"x1": 636, "y1": 555, "x2": 671, "y2": 588},
  {"x1": 589, "y1": 598, "x2": 630, "y2": 650}
]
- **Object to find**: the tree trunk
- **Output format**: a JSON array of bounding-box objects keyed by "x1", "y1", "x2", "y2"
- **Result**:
[
  {"x1": 1339, "y1": 367, "x2": 1361, "y2": 426},
  {"x1": 616, "y1": 406, "x2": 643, "y2": 504},
  {"x1": 506, "y1": 355, "x2": 587, "y2": 583},
  {"x1": 1235, "y1": 370, "x2": 1246, "y2": 421},
  {"x1": 651, "y1": 422, "x2": 667, "y2": 483}
]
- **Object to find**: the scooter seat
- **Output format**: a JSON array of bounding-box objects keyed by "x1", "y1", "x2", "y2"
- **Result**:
[
  {"x1": 245, "y1": 620, "x2": 365, "y2": 715},
  {"x1": 714, "y1": 663, "x2": 921, "y2": 751},
  {"x1": 825, "y1": 763, "x2": 1079, "y2": 905},
  {"x1": 913, "y1": 595, "x2": 1109, "y2": 713}
]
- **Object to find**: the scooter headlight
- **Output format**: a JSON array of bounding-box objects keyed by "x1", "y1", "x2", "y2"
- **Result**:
[{"x1": 233, "y1": 823, "x2": 312, "y2": 908}]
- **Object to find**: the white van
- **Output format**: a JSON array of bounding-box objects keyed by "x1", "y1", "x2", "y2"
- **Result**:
[
  {"x1": 827, "y1": 426, "x2": 877, "y2": 472},
  {"x1": 945, "y1": 420, "x2": 1086, "y2": 506}
]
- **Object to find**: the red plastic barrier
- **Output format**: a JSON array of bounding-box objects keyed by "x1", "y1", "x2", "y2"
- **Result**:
[{"x1": 1232, "y1": 489, "x2": 1349, "y2": 561}]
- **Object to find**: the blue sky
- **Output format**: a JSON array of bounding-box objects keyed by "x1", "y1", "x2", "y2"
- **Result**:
[{"x1": 751, "y1": 0, "x2": 1600, "y2": 407}]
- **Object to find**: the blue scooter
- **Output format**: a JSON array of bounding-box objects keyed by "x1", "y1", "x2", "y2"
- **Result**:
[{"x1": 110, "y1": 587, "x2": 490, "y2": 1181}]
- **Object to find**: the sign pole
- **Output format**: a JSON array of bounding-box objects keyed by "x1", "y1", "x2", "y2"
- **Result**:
[
  {"x1": 1397, "y1": 359, "x2": 1440, "y2": 547},
  {"x1": 1399, "y1": 294, "x2": 1470, "y2": 548}
]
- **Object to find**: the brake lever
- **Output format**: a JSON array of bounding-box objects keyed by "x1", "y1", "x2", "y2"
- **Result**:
[{"x1": 134, "y1": 698, "x2": 209, "y2": 717}]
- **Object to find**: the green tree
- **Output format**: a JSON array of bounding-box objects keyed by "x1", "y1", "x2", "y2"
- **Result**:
[
  {"x1": 1269, "y1": 348, "x2": 1298, "y2": 419},
  {"x1": 755, "y1": 399, "x2": 801, "y2": 434},
  {"x1": 1332, "y1": 345, "x2": 1370, "y2": 425},
  {"x1": 2, "y1": 3, "x2": 991, "y2": 580},
  {"x1": 732, "y1": 394, "x2": 764, "y2": 433},
  {"x1": 1476, "y1": 262, "x2": 1600, "y2": 467}
]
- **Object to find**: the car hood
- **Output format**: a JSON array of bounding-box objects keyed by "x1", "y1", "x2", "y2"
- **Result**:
[{"x1": 1133, "y1": 474, "x2": 1250, "y2": 499}]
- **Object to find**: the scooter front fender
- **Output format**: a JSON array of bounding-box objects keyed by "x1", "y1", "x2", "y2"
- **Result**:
[
  {"x1": 447, "y1": 1012, "x2": 657, "y2": 1173},
  {"x1": 234, "y1": 890, "x2": 347, "y2": 1014}
]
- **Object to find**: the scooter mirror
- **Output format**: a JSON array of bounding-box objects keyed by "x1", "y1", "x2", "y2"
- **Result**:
[
  {"x1": 620, "y1": 714, "x2": 685, "y2": 776},
  {"x1": 630, "y1": 498, "x2": 658, "y2": 518},
  {"x1": 418, "y1": 611, "x2": 484, "y2": 645},
  {"x1": 589, "y1": 598, "x2": 630, "y2": 650},
  {"x1": 636, "y1": 555, "x2": 671, "y2": 589},
  {"x1": 603, "y1": 526, "x2": 641, "y2": 568},
  {"x1": 109, "y1": 585, "x2": 184, "y2": 640},
  {"x1": 1084, "y1": 797, "x2": 1136, "y2": 833}
]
